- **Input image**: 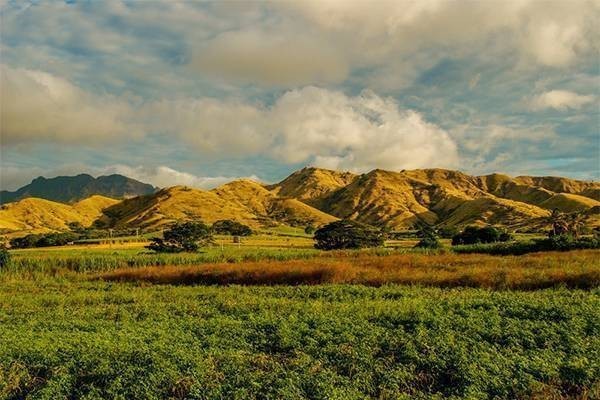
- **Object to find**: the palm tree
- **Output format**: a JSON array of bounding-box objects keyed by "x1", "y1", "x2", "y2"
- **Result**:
[
  {"x1": 566, "y1": 212, "x2": 586, "y2": 239},
  {"x1": 549, "y1": 209, "x2": 569, "y2": 237}
]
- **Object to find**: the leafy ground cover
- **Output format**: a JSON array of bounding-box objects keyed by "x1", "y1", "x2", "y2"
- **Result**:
[{"x1": 0, "y1": 281, "x2": 598, "y2": 399}]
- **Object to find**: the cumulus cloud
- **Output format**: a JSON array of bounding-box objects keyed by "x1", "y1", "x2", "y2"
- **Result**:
[
  {"x1": 0, "y1": 62, "x2": 456, "y2": 173},
  {"x1": 104, "y1": 165, "x2": 261, "y2": 189},
  {"x1": 528, "y1": 90, "x2": 595, "y2": 111},
  {"x1": 277, "y1": 0, "x2": 598, "y2": 71},
  {"x1": 267, "y1": 87, "x2": 459, "y2": 171},
  {"x1": 144, "y1": 87, "x2": 459, "y2": 172},
  {"x1": 192, "y1": 30, "x2": 348, "y2": 86},
  {"x1": 0, "y1": 65, "x2": 139, "y2": 145},
  {"x1": 136, "y1": 98, "x2": 271, "y2": 156}
]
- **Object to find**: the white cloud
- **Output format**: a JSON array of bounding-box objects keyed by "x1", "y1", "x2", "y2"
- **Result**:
[
  {"x1": 267, "y1": 87, "x2": 459, "y2": 171},
  {"x1": 1, "y1": 63, "x2": 456, "y2": 172},
  {"x1": 277, "y1": 0, "x2": 598, "y2": 72},
  {"x1": 104, "y1": 165, "x2": 261, "y2": 189},
  {"x1": 191, "y1": 29, "x2": 348, "y2": 86},
  {"x1": 528, "y1": 90, "x2": 595, "y2": 111},
  {"x1": 143, "y1": 87, "x2": 459, "y2": 172},
  {"x1": 0, "y1": 65, "x2": 140, "y2": 145},
  {"x1": 136, "y1": 98, "x2": 271, "y2": 156}
]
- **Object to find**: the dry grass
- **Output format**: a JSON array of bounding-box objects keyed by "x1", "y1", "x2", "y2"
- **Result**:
[
  {"x1": 98, "y1": 249, "x2": 600, "y2": 289},
  {"x1": 0, "y1": 196, "x2": 117, "y2": 232}
]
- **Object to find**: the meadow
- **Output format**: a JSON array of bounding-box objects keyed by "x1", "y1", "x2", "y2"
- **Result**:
[
  {"x1": 1, "y1": 233, "x2": 599, "y2": 399},
  {"x1": 1, "y1": 282, "x2": 598, "y2": 399},
  {"x1": 98, "y1": 251, "x2": 600, "y2": 290}
]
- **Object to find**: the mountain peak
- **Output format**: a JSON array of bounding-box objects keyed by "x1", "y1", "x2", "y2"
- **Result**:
[{"x1": 1, "y1": 174, "x2": 156, "y2": 204}]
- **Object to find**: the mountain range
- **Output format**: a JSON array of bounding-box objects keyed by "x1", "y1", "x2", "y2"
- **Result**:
[
  {"x1": 1, "y1": 167, "x2": 599, "y2": 235},
  {"x1": 0, "y1": 174, "x2": 156, "y2": 204}
]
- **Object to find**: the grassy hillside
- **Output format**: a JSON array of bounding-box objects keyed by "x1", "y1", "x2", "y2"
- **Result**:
[
  {"x1": 102, "y1": 186, "x2": 257, "y2": 230},
  {"x1": 2, "y1": 167, "x2": 599, "y2": 235},
  {"x1": 267, "y1": 166, "x2": 358, "y2": 207},
  {"x1": 0, "y1": 196, "x2": 118, "y2": 233},
  {"x1": 514, "y1": 175, "x2": 600, "y2": 199},
  {"x1": 213, "y1": 179, "x2": 337, "y2": 227},
  {"x1": 269, "y1": 167, "x2": 599, "y2": 230}
]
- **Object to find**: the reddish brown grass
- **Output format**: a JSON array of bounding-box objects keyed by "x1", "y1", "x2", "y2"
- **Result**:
[{"x1": 97, "y1": 250, "x2": 600, "y2": 289}]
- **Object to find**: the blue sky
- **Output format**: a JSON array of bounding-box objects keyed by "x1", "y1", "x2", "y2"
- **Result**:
[{"x1": 1, "y1": 0, "x2": 598, "y2": 190}]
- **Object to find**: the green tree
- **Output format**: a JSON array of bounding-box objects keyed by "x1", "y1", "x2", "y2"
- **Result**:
[
  {"x1": 212, "y1": 220, "x2": 253, "y2": 236},
  {"x1": 147, "y1": 221, "x2": 213, "y2": 253},
  {"x1": 452, "y1": 226, "x2": 512, "y2": 245},
  {"x1": 414, "y1": 225, "x2": 441, "y2": 249},
  {"x1": 314, "y1": 220, "x2": 384, "y2": 250},
  {"x1": 304, "y1": 224, "x2": 315, "y2": 235}
]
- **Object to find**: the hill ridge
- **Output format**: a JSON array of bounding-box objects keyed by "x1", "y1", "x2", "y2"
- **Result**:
[{"x1": 1, "y1": 167, "x2": 599, "y2": 234}]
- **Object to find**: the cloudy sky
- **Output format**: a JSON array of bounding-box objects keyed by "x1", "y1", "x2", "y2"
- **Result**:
[{"x1": 1, "y1": 0, "x2": 598, "y2": 190}]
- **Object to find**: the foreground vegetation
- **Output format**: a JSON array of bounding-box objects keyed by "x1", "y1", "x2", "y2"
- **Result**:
[
  {"x1": 454, "y1": 236, "x2": 600, "y2": 256},
  {"x1": 4, "y1": 246, "x2": 324, "y2": 275},
  {"x1": 1, "y1": 225, "x2": 599, "y2": 399},
  {"x1": 1, "y1": 281, "x2": 598, "y2": 399},
  {"x1": 99, "y1": 250, "x2": 600, "y2": 290}
]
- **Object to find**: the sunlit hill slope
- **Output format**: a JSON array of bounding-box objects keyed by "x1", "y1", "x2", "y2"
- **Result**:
[{"x1": 1, "y1": 167, "x2": 598, "y2": 235}]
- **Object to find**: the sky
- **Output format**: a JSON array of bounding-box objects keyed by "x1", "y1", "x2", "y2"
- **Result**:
[{"x1": 0, "y1": 0, "x2": 599, "y2": 191}]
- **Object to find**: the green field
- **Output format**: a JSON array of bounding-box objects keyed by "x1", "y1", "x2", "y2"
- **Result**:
[
  {"x1": 2, "y1": 281, "x2": 599, "y2": 400},
  {"x1": 1, "y1": 234, "x2": 599, "y2": 399}
]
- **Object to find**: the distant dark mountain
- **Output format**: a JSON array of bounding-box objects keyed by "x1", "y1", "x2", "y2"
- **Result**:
[{"x1": 0, "y1": 174, "x2": 156, "y2": 204}]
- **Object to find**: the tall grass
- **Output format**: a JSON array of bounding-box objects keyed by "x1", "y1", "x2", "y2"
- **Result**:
[
  {"x1": 4, "y1": 246, "x2": 413, "y2": 277},
  {"x1": 4, "y1": 247, "x2": 321, "y2": 274},
  {"x1": 98, "y1": 250, "x2": 600, "y2": 290}
]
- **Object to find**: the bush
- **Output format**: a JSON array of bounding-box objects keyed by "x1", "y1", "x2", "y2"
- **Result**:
[
  {"x1": 147, "y1": 221, "x2": 213, "y2": 253},
  {"x1": 314, "y1": 220, "x2": 384, "y2": 250},
  {"x1": 414, "y1": 225, "x2": 441, "y2": 249},
  {"x1": 453, "y1": 234, "x2": 600, "y2": 255},
  {"x1": 10, "y1": 232, "x2": 80, "y2": 248},
  {"x1": 304, "y1": 225, "x2": 315, "y2": 235},
  {"x1": 212, "y1": 220, "x2": 252, "y2": 236},
  {"x1": 452, "y1": 226, "x2": 512, "y2": 246},
  {"x1": 437, "y1": 226, "x2": 459, "y2": 239}
]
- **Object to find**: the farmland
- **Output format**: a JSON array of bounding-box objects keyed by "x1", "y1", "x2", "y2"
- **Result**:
[{"x1": 0, "y1": 233, "x2": 599, "y2": 399}]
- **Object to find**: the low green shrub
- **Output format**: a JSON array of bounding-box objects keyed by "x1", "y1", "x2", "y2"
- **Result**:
[
  {"x1": 453, "y1": 235, "x2": 600, "y2": 255},
  {"x1": 451, "y1": 226, "x2": 512, "y2": 246},
  {"x1": 1, "y1": 284, "x2": 598, "y2": 399},
  {"x1": 414, "y1": 226, "x2": 442, "y2": 249},
  {"x1": 10, "y1": 232, "x2": 80, "y2": 248}
]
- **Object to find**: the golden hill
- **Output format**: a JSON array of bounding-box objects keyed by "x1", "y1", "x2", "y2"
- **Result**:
[
  {"x1": 318, "y1": 169, "x2": 440, "y2": 227},
  {"x1": 101, "y1": 181, "x2": 336, "y2": 231},
  {"x1": 267, "y1": 167, "x2": 598, "y2": 230},
  {"x1": 101, "y1": 186, "x2": 257, "y2": 230},
  {"x1": 267, "y1": 167, "x2": 358, "y2": 208},
  {"x1": 0, "y1": 195, "x2": 118, "y2": 233},
  {"x1": 513, "y1": 176, "x2": 600, "y2": 200},
  {"x1": 212, "y1": 179, "x2": 337, "y2": 227},
  {"x1": 1, "y1": 167, "x2": 598, "y2": 235}
]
